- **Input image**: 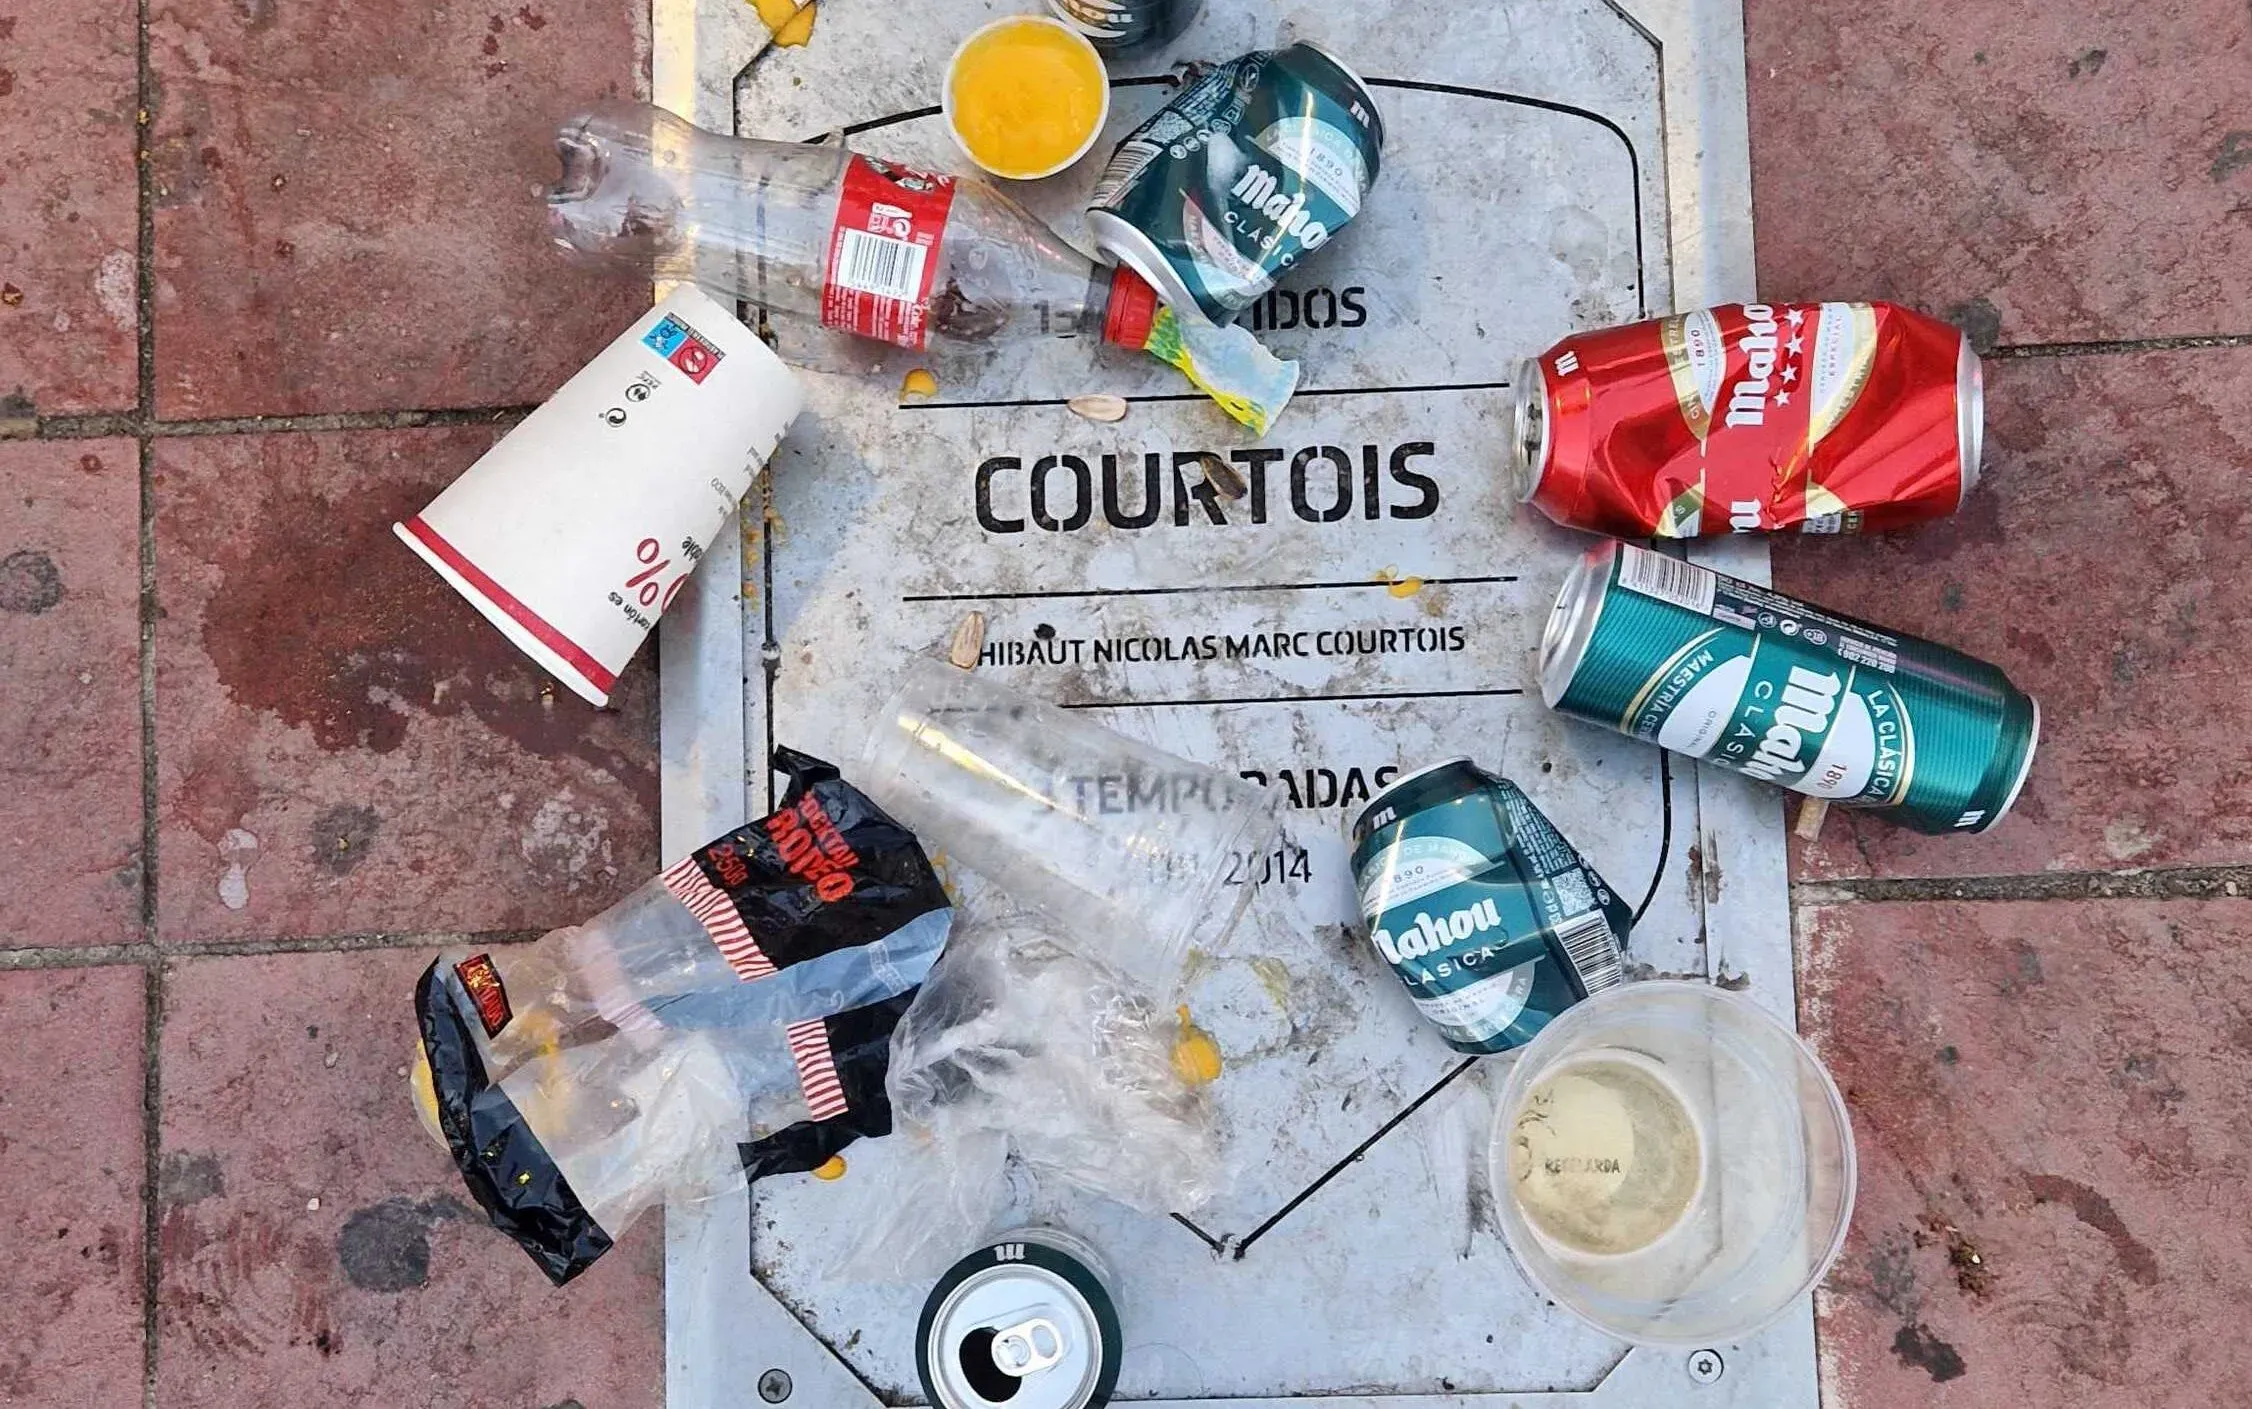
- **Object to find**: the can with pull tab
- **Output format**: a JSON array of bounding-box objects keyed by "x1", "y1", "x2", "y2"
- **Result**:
[{"x1": 918, "y1": 1228, "x2": 1121, "y2": 1409}]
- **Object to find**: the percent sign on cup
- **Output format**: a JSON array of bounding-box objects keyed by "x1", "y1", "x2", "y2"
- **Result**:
[{"x1": 627, "y1": 537, "x2": 691, "y2": 612}]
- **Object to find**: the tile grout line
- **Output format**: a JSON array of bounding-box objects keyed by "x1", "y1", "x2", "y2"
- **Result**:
[
  {"x1": 1794, "y1": 863, "x2": 2252, "y2": 906},
  {"x1": 0, "y1": 926, "x2": 549, "y2": 972},
  {"x1": 133, "y1": 0, "x2": 160, "y2": 1391},
  {"x1": 11, "y1": 403, "x2": 540, "y2": 442},
  {"x1": 1989, "y1": 331, "x2": 2252, "y2": 359},
  {"x1": 138, "y1": 959, "x2": 164, "y2": 1407}
]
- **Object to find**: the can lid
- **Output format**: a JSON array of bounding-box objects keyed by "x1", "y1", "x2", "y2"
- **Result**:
[
  {"x1": 1350, "y1": 755, "x2": 1476, "y2": 837},
  {"x1": 1085, "y1": 209, "x2": 1208, "y2": 324},
  {"x1": 1509, "y1": 356, "x2": 1550, "y2": 503},
  {"x1": 919, "y1": 1235, "x2": 1121, "y2": 1409},
  {"x1": 1538, "y1": 542, "x2": 1617, "y2": 709},
  {"x1": 1955, "y1": 335, "x2": 1984, "y2": 506}
]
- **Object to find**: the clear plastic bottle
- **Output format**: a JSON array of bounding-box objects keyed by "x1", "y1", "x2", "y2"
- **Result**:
[
  {"x1": 545, "y1": 102, "x2": 1297, "y2": 431},
  {"x1": 548, "y1": 100, "x2": 1151, "y2": 348}
]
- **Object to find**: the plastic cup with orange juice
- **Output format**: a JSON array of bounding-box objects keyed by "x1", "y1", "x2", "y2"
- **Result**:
[{"x1": 944, "y1": 14, "x2": 1111, "y2": 181}]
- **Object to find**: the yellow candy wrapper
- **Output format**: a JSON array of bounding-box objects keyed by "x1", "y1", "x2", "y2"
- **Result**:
[{"x1": 1140, "y1": 304, "x2": 1300, "y2": 437}]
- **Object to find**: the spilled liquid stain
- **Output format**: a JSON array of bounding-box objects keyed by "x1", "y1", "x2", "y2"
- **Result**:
[
  {"x1": 1249, "y1": 955, "x2": 1293, "y2": 1011},
  {"x1": 335, "y1": 1195, "x2": 469, "y2": 1293},
  {"x1": 311, "y1": 803, "x2": 380, "y2": 876},
  {"x1": 1375, "y1": 565, "x2": 1423, "y2": 598},
  {"x1": 197, "y1": 477, "x2": 653, "y2": 797},
  {"x1": 0, "y1": 549, "x2": 62, "y2": 614}
]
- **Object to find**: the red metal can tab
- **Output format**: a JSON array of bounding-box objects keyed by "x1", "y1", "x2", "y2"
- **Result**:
[
  {"x1": 1513, "y1": 301, "x2": 1981, "y2": 538},
  {"x1": 822, "y1": 156, "x2": 957, "y2": 350}
]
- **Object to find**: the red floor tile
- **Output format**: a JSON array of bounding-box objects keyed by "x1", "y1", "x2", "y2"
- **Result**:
[
  {"x1": 1773, "y1": 348, "x2": 2252, "y2": 880},
  {"x1": 1802, "y1": 899, "x2": 2252, "y2": 1406},
  {"x1": 150, "y1": 428, "x2": 657, "y2": 943},
  {"x1": 147, "y1": 0, "x2": 646, "y2": 419},
  {"x1": 0, "y1": 438, "x2": 145, "y2": 948},
  {"x1": 1748, "y1": 0, "x2": 2252, "y2": 346},
  {"x1": 0, "y1": 0, "x2": 140, "y2": 418},
  {"x1": 155, "y1": 948, "x2": 663, "y2": 1409},
  {"x1": 0, "y1": 966, "x2": 147, "y2": 1407}
]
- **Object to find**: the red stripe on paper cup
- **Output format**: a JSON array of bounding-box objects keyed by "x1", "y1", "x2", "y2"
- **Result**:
[{"x1": 395, "y1": 514, "x2": 619, "y2": 704}]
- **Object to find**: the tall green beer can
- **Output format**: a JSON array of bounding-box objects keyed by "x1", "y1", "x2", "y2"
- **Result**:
[{"x1": 1540, "y1": 541, "x2": 2039, "y2": 835}]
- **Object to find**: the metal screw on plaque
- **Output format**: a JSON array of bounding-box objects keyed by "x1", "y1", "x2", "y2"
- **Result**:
[
  {"x1": 1687, "y1": 1349, "x2": 1724, "y2": 1385},
  {"x1": 756, "y1": 1368, "x2": 793, "y2": 1402}
]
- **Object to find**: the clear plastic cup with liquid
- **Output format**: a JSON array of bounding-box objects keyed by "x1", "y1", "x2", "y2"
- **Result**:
[
  {"x1": 859, "y1": 657, "x2": 1282, "y2": 998},
  {"x1": 1490, "y1": 981, "x2": 1857, "y2": 1346}
]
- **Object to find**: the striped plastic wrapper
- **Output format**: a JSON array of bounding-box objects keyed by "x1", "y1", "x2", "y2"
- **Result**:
[{"x1": 414, "y1": 747, "x2": 952, "y2": 1284}]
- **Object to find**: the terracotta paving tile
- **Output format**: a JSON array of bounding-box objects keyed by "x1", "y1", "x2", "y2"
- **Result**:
[
  {"x1": 147, "y1": 0, "x2": 646, "y2": 419},
  {"x1": 0, "y1": 966, "x2": 147, "y2": 1408},
  {"x1": 0, "y1": 0, "x2": 140, "y2": 418},
  {"x1": 1747, "y1": 0, "x2": 2252, "y2": 347},
  {"x1": 1773, "y1": 348, "x2": 2252, "y2": 880},
  {"x1": 155, "y1": 948, "x2": 663, "y2": 1409},
  {"x1": 1801, "y1": 898, "x2": 2252, "y2": 1406},
  {"x1": 0, "y1": 438, "x2": 145, "y2": 948},
  {"x1": 150, "y1": 428, "x2": 658, "y2": 943}
]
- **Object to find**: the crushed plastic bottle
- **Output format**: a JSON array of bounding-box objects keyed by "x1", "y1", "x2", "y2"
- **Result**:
[{"x1": 545, "y1": 101, "x2": 1297, "y2": 433}]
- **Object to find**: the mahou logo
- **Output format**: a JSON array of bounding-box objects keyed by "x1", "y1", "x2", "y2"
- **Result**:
[
  {"x1": 1374, "y1": 895, "x2": 1505, "y2": 964},
  {"x1": 1722, "y1": 303, "x2": 1785, "y2": 429},
  {"x1": 1230, "y1": 163, "x2": 1333, "y2": 251},
  {"x1": 1739, "y1": 665, "x2": 1845, "y2": 782}
]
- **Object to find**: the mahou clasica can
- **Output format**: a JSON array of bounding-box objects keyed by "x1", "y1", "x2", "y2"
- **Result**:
[
  {"x1": 1510, "y1": 301, "x2": 1982, "y2": 538},
  {"x1": 1349, "y1": 759, "x2": 1629, "y2": 1055},
  {"x1": 1540, "y1": 541, "x2": 2040, "y2": 835},
  {"x1": 1087, "y1": 42, "x2": 1384, "y2": 323}
]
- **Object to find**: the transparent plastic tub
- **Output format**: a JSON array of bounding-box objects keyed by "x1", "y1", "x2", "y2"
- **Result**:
[
  {"x1": 859, "y1": 657, "x2": 1282, "y2": 998},
  {"x1": 1489, "y1": 981, "x2": 1857, "y2": 1346}
]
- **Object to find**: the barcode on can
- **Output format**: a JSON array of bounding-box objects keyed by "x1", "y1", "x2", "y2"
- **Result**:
[
  {"x1": 1090, "y1": 139, "x2": 1163, "y2": 208},
  {"x1": 1617, "y1": 545, "x2": 1718, "y2": 615},
  {"x1": 1553, "y1": 909, "x2": 1623, "y2": 996},
  {"x1": 834, "y1": 228, "x2": 927, "y2": 304}
]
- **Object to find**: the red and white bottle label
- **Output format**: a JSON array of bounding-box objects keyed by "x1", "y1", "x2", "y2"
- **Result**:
[{"x1": 822, "y1": 155, "x2": 956, "y2": 350}]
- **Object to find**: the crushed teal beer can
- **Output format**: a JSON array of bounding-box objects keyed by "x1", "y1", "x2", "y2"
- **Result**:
[
  {"x1": 1541, "y1": 541, "x2": 2040, "y2": 835},
  {"x1": 1349, "y1": 760, "x2": 1629, "y2": 1055},
  {"x1": 1086, "y1": 42, "x2": 1384, "y2": 323}
]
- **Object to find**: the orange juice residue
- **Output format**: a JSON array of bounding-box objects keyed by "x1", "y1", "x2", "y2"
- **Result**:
[{"x1": 947, "y1": 18, "x2": 1108, "y2": 180}]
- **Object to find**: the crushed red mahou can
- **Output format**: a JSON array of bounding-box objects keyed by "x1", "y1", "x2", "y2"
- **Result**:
[{"x1": 1510, "y1": 301, "x2": 1982, "y2": 538}]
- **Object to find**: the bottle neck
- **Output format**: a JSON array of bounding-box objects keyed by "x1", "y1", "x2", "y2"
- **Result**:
[{"x1": 1088, "y1": 264, "x2": 1162, "y2": 349}]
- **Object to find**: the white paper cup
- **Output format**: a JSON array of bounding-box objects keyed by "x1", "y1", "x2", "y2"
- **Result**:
[{"x1": 395, "y1": 284, "x2": 801, "y2": 705}]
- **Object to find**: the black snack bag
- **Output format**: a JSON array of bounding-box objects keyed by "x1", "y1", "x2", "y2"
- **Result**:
[
  {"x1": 656, "y1": 746, "x2": 953, "y2": 983},
  {"x1": 414, "y1": 748, "x2": 952, "y2": 1286},
  {"x1": 416, "y1": 961, "x2": 614, "y2": 1284},
  {"x1": 741, "y1": 987, "x2": 919, "y2": 1181}
]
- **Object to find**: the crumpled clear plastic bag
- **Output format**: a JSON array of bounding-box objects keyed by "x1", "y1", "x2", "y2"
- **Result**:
[{"x1": 842, "y1": 915, "x2": 1223, "y2": 1279}]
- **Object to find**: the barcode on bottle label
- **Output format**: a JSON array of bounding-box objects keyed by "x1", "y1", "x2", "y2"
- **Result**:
[
  {"x1": 822, "y1": 155, "x2": 955, "y2": 349},
  {"x1": 1617, "y1": 546, "x2": 1717, "y2": 615},
  {"x1": 1090, "y1": 139, "x2": 1162, "y2": 209},
  {"x1": 834, "y1": 228, "x2": 927, "y2": 304},
  {"x1": 1552, "y1": 909, "x2": 1623, "y2": 996}
]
